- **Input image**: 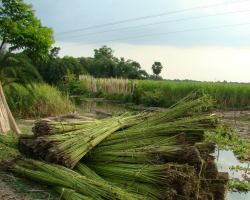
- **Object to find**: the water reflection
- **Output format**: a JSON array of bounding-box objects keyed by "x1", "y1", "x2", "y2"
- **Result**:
[
  {"x1": 214, "y1": 150, "x2": 250, "y2": 200},
  {"x1": 75, "y1": 100, "x2": 133, "y2": 115}
]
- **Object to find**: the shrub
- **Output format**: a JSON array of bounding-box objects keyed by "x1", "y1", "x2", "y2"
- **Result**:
[
  {"x1": 4, "y1": 83, "x2": 74, "y2": 118},
  {"x1": 123, "y1": 94, "x2": 133, "y2": 103},
  {"x1": 67, "y1": 79, "x2": 90, "y2": 95},
  {"x1": 140, "y1": 91, "x2": 166, "y2": 107}
]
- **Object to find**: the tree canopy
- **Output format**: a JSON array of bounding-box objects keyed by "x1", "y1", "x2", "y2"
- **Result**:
[
  {"x1": 0, "y1": 0, "x2": 54, "y2": 135},
  {"x1": 0, "y1": 48, "x2": 41, "y2": 88},
  {"x1": 94, "y1": 45, "x2": 119, "y2": 63},
  {"x1": 0, "y1": 0, "x2": 55, "y2": 61},
  {"x1": 152, "y1": 61, "x2": 163, "y2": 80}
]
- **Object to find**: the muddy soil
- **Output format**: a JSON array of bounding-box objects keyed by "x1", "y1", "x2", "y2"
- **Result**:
[
  {"x1": 211, "y1": 110, "x2": 250, "y2": 141},
  {"x1": 0, "y1": 173, "x2": 22, "y2": 200}
]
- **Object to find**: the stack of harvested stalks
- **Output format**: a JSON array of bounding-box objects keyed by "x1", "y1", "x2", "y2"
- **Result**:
[
  {"x1": 20, "y1": 112, "x2": 152, "y2": 168},
  {"x1": 7, "y1": 159, "x2": 142, "y2": 200},
  {"x1": 14, "y1": 93, "x2": 229, "y2": 200}
]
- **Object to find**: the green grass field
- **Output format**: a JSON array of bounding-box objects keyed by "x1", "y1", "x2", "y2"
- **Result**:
[{"x1": 138, "y1": 80, "x2": 250, "y2": 108}]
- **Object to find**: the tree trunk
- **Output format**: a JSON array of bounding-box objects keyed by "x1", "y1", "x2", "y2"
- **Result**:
[
  {"x1": 0, "y1": 82, "x2": 21, "y2": 135},
  {"x1": 0, "y1": 37, "x2": 6, "y2": 52}
]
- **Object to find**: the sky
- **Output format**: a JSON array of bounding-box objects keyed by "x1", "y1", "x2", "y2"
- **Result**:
[{"x1": 23, "y1": 0, "x2": 250, "y2": 82}]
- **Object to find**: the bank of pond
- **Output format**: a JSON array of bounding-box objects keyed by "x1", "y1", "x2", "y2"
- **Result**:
[
  {"x1": 4, "y1": 80, "x2": 250, "y2": 119},
  {"x1": 72, "y1": 77, "x2": 250, "y2": 109}
]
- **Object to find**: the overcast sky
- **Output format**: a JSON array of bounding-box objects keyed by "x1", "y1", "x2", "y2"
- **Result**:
[{"x1": 24, "y1": 0, "x2": 250, "y2": 82}]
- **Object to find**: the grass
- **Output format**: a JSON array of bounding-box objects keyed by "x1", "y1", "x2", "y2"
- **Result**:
[
  {"x1": 4, "y1": 82, "x2": 75, "y2": 118},
  {"x1": 229, "y1": 165, "x2": 250, "y2": 171},
  {"x1": 75, "y1": 77, "x2": 250, "y2": 108},
  {"x1": 138, "y1": 80, "x2": 250, "y2": 108},
  {"x1": 0, "y1": 129, "x2": 60, "y2": 199},
  {"x1": 228, "y1": 181, "x2": 250, "y2": 191},
  {"x1": 205, "y1": 123, "x2": 250, "y2": 161},
  {"x1": 0, "y1": 131, "x2": 19, "y2": 163}
]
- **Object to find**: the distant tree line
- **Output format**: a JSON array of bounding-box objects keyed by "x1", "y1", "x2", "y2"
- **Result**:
[{"x1": 33, "y1": 45, "x2": 153, "y2": 85}]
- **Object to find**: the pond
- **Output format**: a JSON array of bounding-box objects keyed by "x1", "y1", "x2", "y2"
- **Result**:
[
  {"x1": 74, "y1": 99, "x2": 134, "y2": 116},
  {"x1": 214, "y1": 150, "x2": 250, "y2": 200}
]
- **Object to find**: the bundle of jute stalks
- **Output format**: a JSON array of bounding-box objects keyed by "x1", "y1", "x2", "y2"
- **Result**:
[
  {"x1": 32, "y1": 119, "x2": 100, "y2": 137},
  {"x1": 20, "y1": 112, "x2": 152, "y2": 168},
  {"x1": 7, "y1": 158, "x2": 142, "y2": 200},
  {"x1": 86, "y1": 133, "x2": 202, "y2": 166},
  {"x1": 14, "y1": 93, "x2": 229, "y2": 200},
  {"x1": 20, "y1": 94, "x2": 212, "y2": 167}
]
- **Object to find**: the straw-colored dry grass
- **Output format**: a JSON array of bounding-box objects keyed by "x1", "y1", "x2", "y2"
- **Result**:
[{"x1": 79, "y1": 75, "x2": 137, "y2": 94}]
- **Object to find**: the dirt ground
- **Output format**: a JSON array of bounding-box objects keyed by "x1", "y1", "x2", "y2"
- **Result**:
[
  {"x1": 210, "y1": 110, "x2": 250, "y2": 141},
  {"x1": 1, "y1": 110, "x2": 250, "y2": 200},
  {"x1": 0, "y1": 174, "x2": 21, "y2": 200}
]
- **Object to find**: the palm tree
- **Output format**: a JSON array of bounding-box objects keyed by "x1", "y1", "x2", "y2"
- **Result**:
[
  {"x1": 0, "y1": 47, "x2": 41, "y2": 135},
  {"x1": 152, "y1": 62, "x2": 163, "y2": 80}
]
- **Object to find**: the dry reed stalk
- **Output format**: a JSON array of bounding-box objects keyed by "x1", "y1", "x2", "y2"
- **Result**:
[{"x1": 79, "y1": 75, "x2": 135, "y2": 95}]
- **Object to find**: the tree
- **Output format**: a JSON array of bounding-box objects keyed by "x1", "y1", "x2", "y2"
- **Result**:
[
  {"x1": 0, "y1": 48, "x2": 41, "y2": 134},
  {"x1": 77, "y1": 57, "x2": 92, "y2": 72},
  {"x1": 138, "y1": 70, "x2": 149, "y2": 80},
  {"x1": 0, "y1": 0, "x2": 54, "y2": 135},
  {"x1": 152, "y1": 61, "x2": 163, "y2": 80},
  {"x1": 42, "y1": 56, "x2": 86, "y2": 85},
  {"x1": 92, "y1": 45, "x2": 119, "y2": 78},
  {"x1": 0, "y1": 0, "x2": 55, "y2": 61},
  {"x1": 50, "y1": 47, "x2": 61, "y2": 59},
  {"x1": 94, "y1": 45, "x2": 119, "y2": 63},
  {"x1": 149, "y1": 74, "x2": 163, "y2": 80}
]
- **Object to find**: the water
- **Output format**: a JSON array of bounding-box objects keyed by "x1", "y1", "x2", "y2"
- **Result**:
[
  {"x1": 74, "y1": 100, "x2": 133, "y2": 116},
  {"x1": 214, "y1": 150, "x2": 250, "y2": 200}
]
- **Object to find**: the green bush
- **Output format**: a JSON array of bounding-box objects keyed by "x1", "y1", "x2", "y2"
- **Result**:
[
  {"x1": 67, "y1": 79, "x2": 90, "y2": 95},
  {"x1": 123, "y1": 93, "x2": 133, "y2": 103},
  {"x1": 4, "y1": 83, "x2": 74, "y2": 118},
  {"x1": 140, "y1": 91, "x2": 165, "y2": 107}
]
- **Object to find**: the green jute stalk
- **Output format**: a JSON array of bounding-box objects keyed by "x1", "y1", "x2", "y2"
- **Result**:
[
  {"x1": 127, "y1": 94, "x2": 213, "y2": 128},
  {"x1": 54, "y1": 186, "x2": 94, "y2": 200},
  {"x1": 92, "y1": 117, "x2": 218, "y2": 158},
  {"x1": 75, "y1": 163, "x2": 149, "y2": 200},
  {"x1": 8, "y1": 158, "x2": 143, "y2": 200},
  {"x1": 33, "y1": 119, "x2": 102, "y2": 137},
  {"x1": 87, "y1": 133, "x2": 201, "y2": 165},
  {"x1": 75, "y1": 163, "x2": 104, "y2": 182},
  {"x1": 86, "y1": 162, "x2": 199, "y2": 199},
  {"x1": 97, "y1": 116, "x2": 217, "y2": 148},
  {"x1": 45, "y1": 112, "x2": 151, "y2": 168},
  {"x1": 9, "y1": 164, "x2": 74, "y2": 188}
]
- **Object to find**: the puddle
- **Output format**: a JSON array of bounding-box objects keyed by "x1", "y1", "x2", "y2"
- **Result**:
[
  {"x1": 74, "y1": 100, "x2": 133, "y2": 115},
  {"x1": 214, "y1": 150, "x2": 250, "y2": 200}
]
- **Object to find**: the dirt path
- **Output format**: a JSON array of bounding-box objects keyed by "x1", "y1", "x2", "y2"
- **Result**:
[{"x1": 0, "y1": 172, "x2": 22, "y2": 200}]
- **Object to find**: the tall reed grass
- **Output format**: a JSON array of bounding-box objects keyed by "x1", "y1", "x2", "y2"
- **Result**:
[
  {"x1": 79, "y1": 75, "x2": 137, "y2": 94},
  {"x1": 79, "y1": 76, "x2": 250, "y2": 108},
  {"x1": 4, "y1": 83, "x2": 74, "y2": 118},
  {"x1": 137, "y1": 80, "x2": 250, "y2": 108}
]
